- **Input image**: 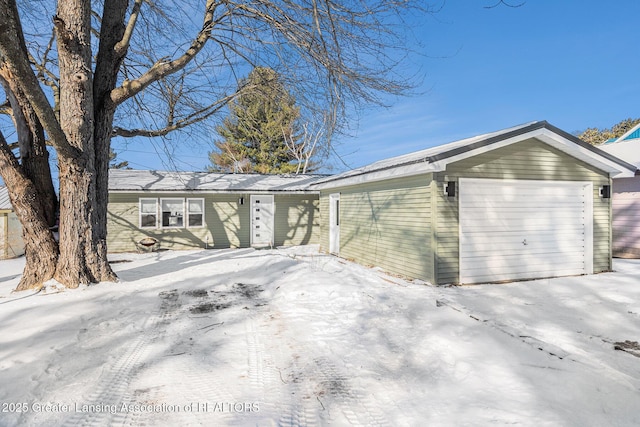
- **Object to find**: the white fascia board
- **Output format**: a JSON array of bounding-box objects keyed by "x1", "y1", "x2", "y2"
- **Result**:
[
  {"x1": 535, "y1": 129, "x2": 635, "y2": 178},
  {"x1": 109, "y1": 189, "x2": 320, "y2": 195},
  {"x1": 314, "y1": 127, "x2": 636, "y2": 191},
  {"x1": 311, "y1": 161, "x2": 438, "y2": 190}
]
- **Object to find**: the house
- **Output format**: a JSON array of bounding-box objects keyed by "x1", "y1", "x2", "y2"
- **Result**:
[
  {"x1": 310, "y1": 121, "x2": 636, "y2": 285},
  {"x1": 107, "y1": 170, "x2": 326, "y2": 252},
  {"x1": 0, "y1": 186, "x2": 25, "y2": 260},
  {"x1": 598, "y1": 123, "x2": 640, "y2": 258}
]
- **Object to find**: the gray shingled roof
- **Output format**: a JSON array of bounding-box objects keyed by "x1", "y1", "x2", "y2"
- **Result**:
[
  {"x1": 109, "y1": 170, "x2": 328, "y2": 192},
  {"x1": 0, "y1": 186, "x2": 11, "y2": 210}
]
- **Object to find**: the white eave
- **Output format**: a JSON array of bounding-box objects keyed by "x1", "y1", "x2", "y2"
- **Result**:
[{"x1": 311, "y1": 121, "x2": 637, "y2": 190}]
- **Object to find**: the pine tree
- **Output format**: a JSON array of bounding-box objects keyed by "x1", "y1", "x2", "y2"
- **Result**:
[{"x1": 209, "y1": 67, "x2": 308, "y2": 174}]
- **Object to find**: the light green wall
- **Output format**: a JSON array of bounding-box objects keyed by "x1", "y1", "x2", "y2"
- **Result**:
[
  {"x1": 319, "y1": 175, "x2": 434, "y2": 282},
  {"x1": 318, "y1": 138, "x2": 612, "y2": 285},
  {"x1": 0, "y1": 211, "x2": 25, "y2": 260},
  {"x1": 107, "y1": 192, "x2": 319, "y2": 252},
  {"x1": 434, "y1": 138, "x2": 611, "y2": 284}
]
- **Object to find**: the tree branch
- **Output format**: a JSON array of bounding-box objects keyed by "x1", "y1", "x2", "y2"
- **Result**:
[
  {"x1": 110, "y1": 0, "x2": 218, "y2": 105},
  {"x1": 113, "y1": 91, "x2": 236, "y2": 138},
  {"x1": 115, "y1": 0, "x2": 143, "y2": 56},
  {"x1": 0, "y1": 0, "x2": 78, "y2": 159}
]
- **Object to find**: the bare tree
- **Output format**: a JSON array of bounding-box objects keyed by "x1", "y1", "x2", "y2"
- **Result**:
[{"x1": 0, "y1": 0, "x2": 432, "y2": 289}]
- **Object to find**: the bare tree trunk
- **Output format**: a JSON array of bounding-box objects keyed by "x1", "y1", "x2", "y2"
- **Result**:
[
  {"x1": 89, "y1": 0, "x2": 131, "y2": 283},
  {"x1": 0, "y1": 137, "x2": 58, "y2": 291},
  {"x1": 0, "y1": 75, "x2": 58, "y2": 227},
  {"x1": 53, "y1": 0, "x2": 104, "y2": 287}
]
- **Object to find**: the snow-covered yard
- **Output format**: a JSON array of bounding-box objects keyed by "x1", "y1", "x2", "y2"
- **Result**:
[{"x1": 1, "y1": 246, "x2": 639, "y2": 426}]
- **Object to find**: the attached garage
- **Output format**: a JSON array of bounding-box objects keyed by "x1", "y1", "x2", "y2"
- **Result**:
[{"x1": 312, "y1": 121, "x2": 636, "y2": 285}]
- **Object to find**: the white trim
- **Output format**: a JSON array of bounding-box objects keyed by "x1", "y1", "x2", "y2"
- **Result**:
[
  {"x1": 186, "y1": 198, "x2": 205, "y2": 229},
  {"x1": 614, "y1": 122, "x2": 640, "y2": 143},
  {"x1": 458, "y1": 178, "x2": 594, "y2": 283},
  {"x1": 313, "y1": 127, "x2": 636, "y2": 190},
  {"x1": 139, "y1": 198, "x2": 158, "y2": 229},
  {"x1": 111, "y1": 189, "x2": 319, "y2": 195},
  {"x1": 250, "y1": 195, "x2": 275, "y2": 247},
  {"x1": 160, "y1": 198, "x2": 185, "y2": 229},
  {"x1": 329, "y1": 193, "x2": 340, "y2": 254}
]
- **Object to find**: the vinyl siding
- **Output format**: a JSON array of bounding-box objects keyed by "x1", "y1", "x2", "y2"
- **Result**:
[
  {"x1": 0, "y1": 211, "x2": 25, "y2": 260},
  {"x1": 273, "y1": 194, "x2": 320, "y2": 246},
  {"x1": 319, "y1": 174, "x2": 434, "y2": 282},
  {"x1": 611, "y1": 177, "x2": 640, "y2": 257},
  {"x1": 107, "y1": 192, "x2": 319, "y2": 252},
  {"x1": 435, "y1": 138, "x2": 611, "y2": 284},
  {"x1": 319, "y1": 193, "x2": 330, "y2": 252}
]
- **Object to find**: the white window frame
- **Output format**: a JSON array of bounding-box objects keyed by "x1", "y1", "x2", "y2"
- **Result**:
[
  {"x1": 139, "y1": 198, "x2": 158, "y2": 229},
  {"x1": 160, "y1": 198, "x2": 185, "y2": 229},
  {"x1": 186, "y1": 198, "x2": 205, "y2": 228}
]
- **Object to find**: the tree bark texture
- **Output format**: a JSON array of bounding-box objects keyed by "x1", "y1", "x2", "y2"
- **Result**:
[
  {"x1": 53, "y1": 0, "x2": 104, "y2": 287},
  {"x1": 0, "y1": 73, "x2": 58, "y2": 228},
  {"x1": 0, "y1": 136, "x2": 58, "y2": 291}
]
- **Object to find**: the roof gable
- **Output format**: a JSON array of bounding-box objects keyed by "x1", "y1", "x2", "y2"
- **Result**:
[{"x1": 311, "y1": 121, "x2": 637, "y2": 189}]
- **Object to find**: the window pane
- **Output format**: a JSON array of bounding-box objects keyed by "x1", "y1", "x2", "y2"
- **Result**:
[
  {"x1": 188, "y1": 199, "x2": 203, "y2": 213},
  {"x1": 141, "y1": 214, "x2": 156, "y2": 227},
  {"x1": 141, "y1": 199, "x2": 157, "y2": 214},
  {"x1": 188, "y1": 214, "x2": 203, "y2": 227},
  {"x1": 161, "y1": 199, "x2": 184, "y2": 227}
]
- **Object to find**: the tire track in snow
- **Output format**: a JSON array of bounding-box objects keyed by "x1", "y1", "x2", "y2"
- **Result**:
[{"x1": 61, "y1": 318, "x2": 153, "y2": 427}]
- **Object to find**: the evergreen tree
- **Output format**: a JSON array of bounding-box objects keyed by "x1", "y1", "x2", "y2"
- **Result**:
[{"x1": 209, "y1": 67, "x2": 309, "y2": 174}]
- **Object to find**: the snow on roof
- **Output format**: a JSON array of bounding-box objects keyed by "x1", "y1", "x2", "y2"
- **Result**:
[
  {"x1": 599, "y1": 137, "x2": 640, "y2": 168},
  {"x1": 0, "y1": 186, "x2": 12, "y2": 210},
  {"x1": 311, "y1": 121, "x2": 543, "y2": 186},
  {"x1": 108, "y1": 170, "x2": 328, "y2": 192},
  {"x1": 312, "y1": 121, "x2": 637, "y2": 188}
]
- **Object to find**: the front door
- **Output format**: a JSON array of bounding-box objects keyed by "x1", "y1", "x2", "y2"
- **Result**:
[
  {"x1": 329, "y1": 193, "x2": 340, "y2": 254},
  {"x1": 251, "y1": 195, "x2": 275, "y2": 247}
]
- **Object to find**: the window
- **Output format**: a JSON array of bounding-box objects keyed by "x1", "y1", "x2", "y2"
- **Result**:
[
  {"x1": 140, "y1": 198, "x2": 158, "y2": 228},
  {"x1": 187, "y1": 198, "x2": 204, "y2": 227},
  {"x1": 161, "y1": 198, "x2": 184, "y2": 228}
]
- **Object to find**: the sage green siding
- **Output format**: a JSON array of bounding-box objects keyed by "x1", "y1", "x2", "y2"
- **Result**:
[
  {"x1": 0, "y1": 211, "x2": 24, "y2": 260},
  {"x1": 273, "y1": 194, "x2": 320, "y2": 246},
  {"x1": 319, "y1": 175, "x2": 434, "y2": 282},
  {"x1": 107, "y1": 192, "x2": 319, "y2": 252},
  {"x1": 434, "y1": 138, "x2": 611, "y2": 284}
]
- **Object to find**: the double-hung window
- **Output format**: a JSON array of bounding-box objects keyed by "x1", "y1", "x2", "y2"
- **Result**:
[
  {"x1": 187, "y1": 199, "x2": 204, "y2": 227},
  {"x1": 139, "y1": 197, "x2": 205, "y2": 229},
  {"x1": 140, "y1": 198, "x2": 158, "y2": 228}
]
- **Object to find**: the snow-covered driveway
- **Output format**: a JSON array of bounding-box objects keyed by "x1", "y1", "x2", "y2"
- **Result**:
[{"x1": 0, "y1": 246, "x2": 639, "y2": 426}]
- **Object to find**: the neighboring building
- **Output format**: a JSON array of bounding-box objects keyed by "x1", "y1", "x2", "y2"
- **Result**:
[
  {"x1": 107, "y1": 170, "x2": 325, "y2": 252},
  {"x1": 311, "y1": 121, "x2": 636, "y2": 285},
  {"x1": 0, "y1": 186, "x2": 25, "y2": 260},
  {"x1": 599, "y1": 123, "x2": 640, "y2": 258}
]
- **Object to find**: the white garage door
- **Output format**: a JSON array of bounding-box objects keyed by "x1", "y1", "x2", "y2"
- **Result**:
[{"x1": 459, "y1": 178, "x2": 593, "y2": 284}]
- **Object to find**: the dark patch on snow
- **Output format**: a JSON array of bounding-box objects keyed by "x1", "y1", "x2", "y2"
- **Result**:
[
  {"x1": 613, "y1": 340, "x2": 640, "y2": 357},
  {"x1": 233, "y1": 283, "x2": 263, "y2": 299},
  {"x1": 184, "y1": 289, "x2": 208, "y2": 298},
  {"x1": 190, "y1": 302, "x2": 231, "y2": 314}
]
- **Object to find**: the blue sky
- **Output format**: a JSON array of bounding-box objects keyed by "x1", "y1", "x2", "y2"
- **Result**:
[{"x1": 113, "y1": 0, "x2": 640, "y2": 173}]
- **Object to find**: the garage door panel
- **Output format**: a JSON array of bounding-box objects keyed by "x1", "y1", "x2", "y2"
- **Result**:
[
  {"x1": 459, "y1": 178, "x2": 593, "y2": 284},
  {"x1": 460, "y1": 242, "x2": 585, "y2": 257}
]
